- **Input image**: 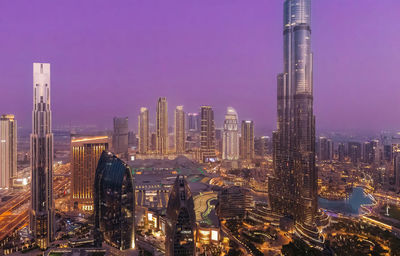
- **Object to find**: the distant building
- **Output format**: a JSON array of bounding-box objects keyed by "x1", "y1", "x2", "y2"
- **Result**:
[
  {"x1": 71, "y1": 136, "x2": 109, "y2": 212},
  {"x1": 94, "y1": 151, "x2": 135, "y2": 251},
  {"x1": 338, "y1": 143, "x2": 346, "y2": 162},
  {"x1": 255, "y1": 136, "x2": 270, "y2": 157},
  {"x1": 156, "y1": 97, "x2": 168, "y2": 155},
  {"x1": 348, "y1": 142, "x2": 362, "y2": 165},
  {"x1": 30, "y1": 63, "x2": 55, "y2": 250},
  {"x1": 393, "y1": 144, "x2": 400, "y2": 192},
  {"x1": 165, "y1": 175, "x2": 196, "y2": 256},
  {"x1": 175, "y1": 106, "x2": 185, "y2": 154},
  {"x1": 112, "y1": 117, "x2": 129, "y2": 155},
  {"x1": 187, "y1": 113, "x2": 200, "y2": 132},
  {"x1": 0, "y1": 114, "x2": 17, "y2": 189},
  {"x1": 128, "y1": 131, "x2": 138, "y2": 148},
  {"x1": 362, "y1": 140, "x2": 379, "y2": 164},
  {"x1": 200, "y1": 106, "x2": 216, "y2": 162},
  {"x1": 318, "y1": 137, "x2": 333, "y2": 161},
  {"x1": 222, "y1": 107, "x2": 239, "y2": 161},
  {"x1": 138, "y1": 107, "x2": 149, "y2": 154},
  {"x1": 150, "y1": 132, "x2": 157, "y2": 152},
  {"x1": 218, "y1": 186, "x2": 254, "y2": 220},
  {"x1": 240, "y1": 120, "x2": 254, "y2": 160}
]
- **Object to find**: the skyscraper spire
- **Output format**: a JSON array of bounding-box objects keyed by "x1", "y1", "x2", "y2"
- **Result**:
[
  {"x1": 30, "y1": 63, "x2": 54, "y2": 250},
  {"x1": 269, "y1": 0, "x2": 321, "y2": 245}
]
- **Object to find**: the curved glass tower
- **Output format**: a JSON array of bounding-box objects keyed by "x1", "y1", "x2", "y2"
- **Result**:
[
  {"x1": 269, "y1": 0, "x2": 321, "y2": 244},
  {"x1": 165, "y1": 175, "x2": 196, "y2": 256},
  {"x1": 94, "y1": 151, "x2": 135, "y2": 250}
]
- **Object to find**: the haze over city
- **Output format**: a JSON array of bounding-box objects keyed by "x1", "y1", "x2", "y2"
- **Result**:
[
  {"x1": 1, "y1": 0, "x2": 399, "y2": 133},
  {"x1": 2, "y1": 1, "x2": 400, "y2": 256}
]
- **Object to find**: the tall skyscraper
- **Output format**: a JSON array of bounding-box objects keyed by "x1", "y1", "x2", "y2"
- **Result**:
[
  {"x1": 112, "y1": 117, "x2": 129, "y2": 155},
  {"x1": 255, "y1": 136, "x2": 270, "y2": 156},
  {"x1": 200, "y1": 106, "x2": 216, "y2": 162},
  {"x1": 222, "y1": 107, "x2": 239, "y2": 161},
  {"x1": 240, "y1": 120, "x2": 254, "y2": 160},
  {"x1": 338, "y1": 143, "x2": 346, "y2": 162},
  {"x1": 318, "y1": 137, "x2": 333, "y2": 161},
  {"x1": 165, "y1": 175, "x2": 196, "y2": 256},
  {"x1": 187, "y1": 113, "x2": 200, "y2": 132},
  {"x1": 71, "y1": 136, "x2": 109, "y2": 212},
  {"x1": 393, "y1": 144, "x2": 400, "y2": 192},
  {"x1": 362, "y1": 140, "x2": 379, "y2": 164},
  {"x1": 30, "y1": 63, "x2": 54, "y2": 249},
  {"x1": 175, "y1": 106, "x2": 185, "y2": 154},
  {"x1": 348, "y1": 142, "x2": 362, "y2": 165},
  {"x1": 94, "y1": 151, "x2": 135, "y2": 250},
  {"x1": 156, "y1": 97, "x2": 168, "y2": 155},
  {"x1": 268, "y1": 0, "x2": 320, "y2": 242},
  {"x1": 138, "y1": 107, "x2": 149, "y2": 154},
  {"x1": 0, "y1": 114, "x2": 17, "y2": 189}
]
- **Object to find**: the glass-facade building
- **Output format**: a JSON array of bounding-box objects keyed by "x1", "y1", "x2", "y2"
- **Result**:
[
  {"x1": 94, "y1": 151, "x2": 135, "y2": 251},
  {"x1": 30, "y1": 63, "x2": 55, "y2": 250},
  {"x1": 165, "y1": 175, "x2": 196, "y2": 256},
  {"x1": 222, "y1": 107, "x2": 239, "y2": 161},
  {"x1": 268, "y1": 0, "x2": 321, "y2": 244}
]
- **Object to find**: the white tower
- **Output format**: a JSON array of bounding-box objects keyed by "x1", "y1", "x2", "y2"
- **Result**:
[{"x1": 30, "y1": 63, "x2": 54, "y2": 250}]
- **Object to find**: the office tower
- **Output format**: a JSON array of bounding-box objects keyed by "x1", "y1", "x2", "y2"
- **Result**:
[
  {"x1": 218, "y1": 186, "x2": 254, "y2": 220},
  {"x1": 268, "y1": 0, "x2": 320, "y2": 242},
  {"x1": 240, "y1": 120, "x2": 254, "y2": 160},
  {"x1": 200, "y1": 106, "x2": 216, "y2": 162},
  {"x1": 348, "y1": 142, "x2": 362, "y2": 165},
  {"x1": 255, "y1": 136, "x2": 270, "y2": 157},
  {"x1": 222, "y1": 107, "x2": 239, "y2": 160},
  {"x1": 393, "y1": 144, "x2": 400, "y2": 192},
  {"x1": 175, "y1": 106, "x2": 185, "y2": 154},
  {"x1": 338, "y1": 143, "x2": 346, "y2": 162},
  {"x1": 128, "y1": 131, "x2": 137, "y2": 148},
  {"x1": 30, "y1": 63, "x2": 54, "y2": 249},
  {"x1": 318, "y1": 137, "x2": 333, "y2": 161},
  {"x1": 94, "y1": 151, "x2": 135, "y2": 250},
  {"x1": 156, "y1": 97, "x2": 168, "y2": 155},
  {"x1": 138, "y1": 107, "x2": 149, "y2": 154},
  {"x1": 112, "y1": 117, "x2": 129, "y2": 155},
  {"x1": 0, "y1": 114, "x2": 17, "y2": 189},
  {"x1": 71, "y1": 136, "x2": 109, "y2": 212},
  {"x1": 187, "y1": 113, "x2": 200, "y2": 132},
  {"x1": 362, "y1": 140, "x2": 379, "y2": 164},
  {"x1": 165, "y1": 175, "x2": 196, "y2": 256}
]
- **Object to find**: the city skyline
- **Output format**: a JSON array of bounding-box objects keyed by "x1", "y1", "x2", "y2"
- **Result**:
[{"x1": 1, "y1": 1, "x2": 400, "y2": 133}]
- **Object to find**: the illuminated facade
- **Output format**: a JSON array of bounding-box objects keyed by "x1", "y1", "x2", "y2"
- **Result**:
[
  {"x1": 200, "y1": 106, "x2": 216, "y2": 162},
  {"x1": 175, "y1": 106, "x2": 186, "y2": 154},
  {"x1": 393, "y1": 144, "x2": 400, "y2": 192},
  {"x1": 94, "y1": 151, "x2": 135, "y2": 250},
  {"x1": 112, "y1": 117, "x2": 129, "y2": 155},
  {"x1": 156, "y1": 97, "x2": 168, "y2": 155},
  {"x1": 165, "y1": 175, "x2": 196, "y2": 256},
  {"x1": 30, "y1": 63, "x2": 54, "y2": 250},
  {"x1": 268, "y1": 0, "x2": 321, "y2": 243},
  {"x1": 71, "y1": 136, "x2": 109, "y2": 212},
  {"x1": 138, "y1": 107, "x2": 149, "y2": 154},
  {"x1": 222, "y1": 107, "x2": 239, "y2": 161},
  {"x1": 240, "y1": 120, "x2": 254, "y2": 160},
  {"x1": 218, "y1": 186, "x2": 254, "y2": 220},
  {"x1": 0, "y1": 114, "x2": 17, "y2": 189}
]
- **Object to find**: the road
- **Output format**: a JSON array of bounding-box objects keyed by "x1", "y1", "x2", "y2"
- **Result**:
[{"x1": 0, "y1": 164, "x2": 70, "y2": 242}]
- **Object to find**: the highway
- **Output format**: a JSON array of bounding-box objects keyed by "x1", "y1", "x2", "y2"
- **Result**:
[{"x1": 0, "y1": 164, "x2": 70, "y2": 242}]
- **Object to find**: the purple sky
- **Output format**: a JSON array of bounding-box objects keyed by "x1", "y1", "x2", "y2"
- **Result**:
[{"x1": 1, "y1": 0, "x2": 399, "y2": 134}]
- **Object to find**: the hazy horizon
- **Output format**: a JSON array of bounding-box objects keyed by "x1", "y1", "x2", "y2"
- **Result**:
[{"x1": 1, "y1": 0, "x2": 399, "y2": 134}]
